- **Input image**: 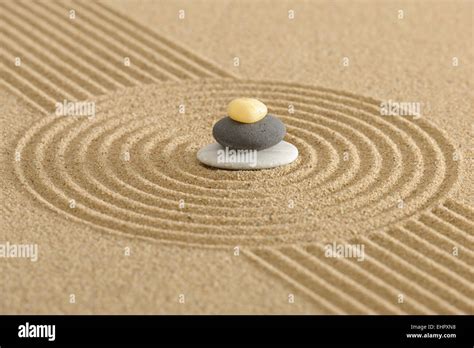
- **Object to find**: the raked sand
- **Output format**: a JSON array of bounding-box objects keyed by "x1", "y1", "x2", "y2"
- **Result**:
[{"x1": 0, "y1": 0, "x2": 472, "y2": 314}]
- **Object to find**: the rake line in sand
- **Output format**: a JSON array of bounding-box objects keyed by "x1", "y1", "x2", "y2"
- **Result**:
[{"x1": 1, "y1": 1, "x2": 471, "y2": 314}]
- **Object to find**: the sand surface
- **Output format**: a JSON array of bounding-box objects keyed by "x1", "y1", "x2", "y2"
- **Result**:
[{"x1": 0, "y1": 0, "x2": 473, "y2": 314}]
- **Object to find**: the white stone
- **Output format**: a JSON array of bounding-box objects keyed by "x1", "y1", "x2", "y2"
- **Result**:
[{"x1": 197, "y1": 141, "x2": 298, "y2": 170}]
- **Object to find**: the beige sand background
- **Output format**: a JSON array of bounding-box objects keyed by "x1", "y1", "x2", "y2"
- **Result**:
[{"x1": 0, "y1": 0, "x2": 472, "y2": 314}]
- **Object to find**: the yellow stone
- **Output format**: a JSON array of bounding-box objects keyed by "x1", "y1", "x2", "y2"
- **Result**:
[{"x1": 227, "y1": 98, "x2": 267, "y2": 123}]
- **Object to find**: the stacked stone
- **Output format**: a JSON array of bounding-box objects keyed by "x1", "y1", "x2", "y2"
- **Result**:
[
  {"x1": 213, "y1": 98, "x2": 286, "y2": 150},
  {"x1": 197, "y1": 98, "x2": 298, "y2": 170}
]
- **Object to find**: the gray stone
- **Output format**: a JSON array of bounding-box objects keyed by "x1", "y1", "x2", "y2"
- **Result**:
[
  {"x1": 212, "y1": 114, "x2": 286, "y2": 151},
  {"x1": 196, "y1": 141, "x2": 298, "y2": 170}
]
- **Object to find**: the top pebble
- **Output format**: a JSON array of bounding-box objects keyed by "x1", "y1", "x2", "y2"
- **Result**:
[{"x1": 227, "y1": 98, "x2": 267, "y2": 123}]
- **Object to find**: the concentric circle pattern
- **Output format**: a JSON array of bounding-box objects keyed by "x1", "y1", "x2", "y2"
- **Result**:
[{"x1": 15, "y1": 80, "x2": 460, "y2": 247}]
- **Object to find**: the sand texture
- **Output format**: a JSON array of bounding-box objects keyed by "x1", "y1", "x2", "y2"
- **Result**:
[{"x1": 0, "y1": 0, "x2": 473, "y2": 314}]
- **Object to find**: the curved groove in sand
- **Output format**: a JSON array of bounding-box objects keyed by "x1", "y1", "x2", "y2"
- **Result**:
[
  {"x1": 143, "y1": 89, "x2": 422, "y2": 223},
  {"x1": 125, "y1": 92, "x2": 386, "y2": 200},
  {"x1": 133, "y1": 124, "x2": 338, "y2": 199},
  {"x1": 14, "y1": 80, "x2": 460, "y2": 246},
  {"x1": 138, "y1": 111, "x2": 369, "y2": 194},
  {"x1": 78, "y1": 116, "x2": 317, "y2": 207},
  {"x1": 3, "y1": 1, "x2": 469, "y2": 314},
  {"x1": 27, "y1": 89, "x2": 382, "y2": 228},
  {"x1": 200, "y1": 81, "x2": 457, "y2": 216},
  {"x1": 49, "y1": 94, "x2": 356, "y2": 217}
]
